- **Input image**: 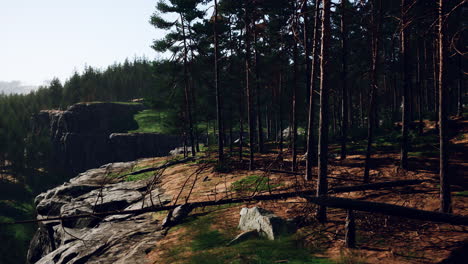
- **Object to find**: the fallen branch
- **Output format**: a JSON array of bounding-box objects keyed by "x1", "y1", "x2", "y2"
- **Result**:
[{"x1": 4, "y1": 179, "x2": 442, "y2": 225}]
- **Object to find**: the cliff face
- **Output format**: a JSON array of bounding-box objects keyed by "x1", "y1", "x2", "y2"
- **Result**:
[
  {"x1": 27, "y1": 160, "x2": 172, "y2": 264},
  {"x1": 33, "y1": 102, "x2": 181, "y2": 176}
]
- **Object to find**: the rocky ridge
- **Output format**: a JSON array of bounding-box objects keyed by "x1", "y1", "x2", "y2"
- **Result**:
[
  {"x1": 32, "y1": 102, "x2": 181, "y2": 176},
  {"x1": 28, "y1": 159, "x2": 172, "y2": 264}
]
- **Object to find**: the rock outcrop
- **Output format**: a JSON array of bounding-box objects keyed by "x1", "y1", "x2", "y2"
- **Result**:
[
  {"x1": 27, "y1": 160, "x2": 172, "y2": 264},
  {"x1": 32, "y1": 102, "x2": 181, "y2": 176}
]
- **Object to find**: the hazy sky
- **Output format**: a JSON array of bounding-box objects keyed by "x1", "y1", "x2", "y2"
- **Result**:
[{"x1": 0, "y1": 0, "x2": 163, "y2": 90}]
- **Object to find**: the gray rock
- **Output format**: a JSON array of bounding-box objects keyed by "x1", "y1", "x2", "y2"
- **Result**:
[
  {"x1": 278, "y1": 126, "x2": 305, "y2": 139},
  {"x1": 161, "y1": 204, "x2": 192, "y2": 228},
  {"x1": 169, "y1": 146, "x2": 194, "y2": 156},
  {"x1": 238, "y1": 207, "x2": 296, "y2": 240},
  {"x1": 27, "y1": 160, "x2": 172, "y2": 264}
]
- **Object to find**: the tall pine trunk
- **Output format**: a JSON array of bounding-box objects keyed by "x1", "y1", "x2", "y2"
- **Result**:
[
  {"x1": 438, "y1": 0, "x2": 451, "y2": 213},
  {"x1": 245, "y1": 2, "x2": 255, "y2": 170},
  {"x1": 340, "y1": 0, "x2": 349, "y2": 160},
  {"x1": 181, "y1": 15, "x2": 196, "y2": 157},
  {"x1": 214, "y1": 0, "x2": 224, "y2": 163},
  {"x1": 254, "y1": 29, "x2": 264, "y2": 153},
  {"x1": 400, "y1": 0, "x2": 410, "y2": 170},
  {"x1": 363, "y1": 0, "x2": 381, "y2": 183},
  {"x1": 305, "y1": 0, "x2": 321, "y2": 181},
  {"x1": 316, "y1": 0, "x2": 330, "y2": 222},
  {"x1": 292, "y1": 37, "x2": 298, "y2": 172},
  {"x1": 303, "y1": 0, "x2": 311, "y2": 153}
]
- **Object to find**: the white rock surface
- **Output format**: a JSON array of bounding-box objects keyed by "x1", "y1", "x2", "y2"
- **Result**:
[{"x1": 238, "y1": 207, "x2": 295, "y2": 240}]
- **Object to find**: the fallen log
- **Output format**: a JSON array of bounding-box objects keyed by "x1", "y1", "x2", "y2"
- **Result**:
[
  {"x1": 5, "y1": 179, "x2": 458, "y2": 225},
  {"x1": 305, "y1": 196, "x2": 468, "y2": 226}
]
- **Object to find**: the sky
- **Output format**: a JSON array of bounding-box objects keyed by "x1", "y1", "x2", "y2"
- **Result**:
[{"x1": 0, "y1": 0, "x2": 164, "y2": 93}]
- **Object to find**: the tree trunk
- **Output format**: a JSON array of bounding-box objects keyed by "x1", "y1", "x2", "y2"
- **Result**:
[
  {"x1": 279, "y1": 70, "x2": 284, "y2": 153},
  {"x1": 254, "y1": 29, "x2": 264, "y2": 153},
  {"x1": 292, "y1": 37, "x2": 298, "y2": 172},
  {"x1": 417, "y1": 39, "x2": 424, "y2": 135},
  {"x1": 457, "y1": 55, "x2": 464, "y2": 117},
  {"x1": 400, "y1": 0, "x2": 410, "y2": 169},
  {"x1": 305, "y1": 0, "x2": 321, "y2": 181},
  {"x1": 214, "y1": 0, "x2": 224, "y2": 163},
  {"x1": 245, "y1": 2, "x2": 255, "y2": 170},
  {"x1": 363, "y1": 0, "x2": 381, "y2": 183},
  {"x1": 181, "y1": 15, "x2": 196, "y2": 157},
  {"x1": 340, "y1": 0, "x2": 348, "y2": 160},
  {"x1": 316, "y1": 0, "x2": 331, "y2": 222},
  {"x1": 303, "y1": 0, "x2": 311, "y2": 153},
  {"x1": 438, "y1": 0, "x2": 451, "y2": 213}
]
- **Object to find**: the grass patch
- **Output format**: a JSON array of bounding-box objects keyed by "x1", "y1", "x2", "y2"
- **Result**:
[
  {"x1": 408, "y1": 150, "x2": 438, "y2": 157},
  {"x1": 124, "y1": 171, "x2": 156, "y2": 182},
  {"x1": 164, "y1": 211, "x2": 331, "y2": 264},
  {"x1": 129, "y1": 109, "x2": 169, "y2": 133},
  {"x1": 454, "y1": 191, "x2": 468, "y2": 197},
  {"x1": 231, "y1": 175, "x2": 281, "y2": 194},
  {"x1": 192, "y1": 230, "x2": 227, "y2": 251}
]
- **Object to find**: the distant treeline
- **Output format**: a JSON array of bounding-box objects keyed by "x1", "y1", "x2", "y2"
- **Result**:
[{"x1": 0, "y1": 58, "x2": 160, "y2": 180}]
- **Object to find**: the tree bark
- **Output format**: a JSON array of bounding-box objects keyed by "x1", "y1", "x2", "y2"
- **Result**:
[
  {"x1": 457, "y1": 55, "x2": 464, "y2": 117},
  {"x1": 254, "y1": 29, "x2": 264, "y2": 153},
  {"x1": 245, "y1": 2, "x2": 255, "y2": 170},
  {"x1": 305, "y1": 0, "x2": 321, "y2": 181},
  {"x1": 303, "y1": 0, "x2": 311, "y2": 153},
  {"x1": 400, "y1": 0, "x2": 410, "y2": 170},
  {"x1": 181, "y1": 15, "x2": 196, "y2": 157},
  {"x1": 363, "y1": 0, "x2": 381, "y2": 183},
  {"x1": 316, "y1": 0, "x2": 331, "y2": 222},
  {"x1": 214, "y1": 0, "x2": 224, "y2": 163},
  {"x1": 292, "y1": 36, "x2": 299, "y2": 172},
  {"x1": 340, "y1": 0, "x2": 349, "y2": 160},
  {"x1": 438, "y1": 0, "x2": 451, "y2": 213}
]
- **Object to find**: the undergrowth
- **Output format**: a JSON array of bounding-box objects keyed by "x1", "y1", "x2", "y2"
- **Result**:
[{"x1": 161, "y1": 211, "x2": 332, "y2": 264}]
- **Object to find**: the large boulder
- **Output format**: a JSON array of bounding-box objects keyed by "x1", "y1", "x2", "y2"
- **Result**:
[{"x1": 238, "y1": 207, "x2": 296, "y2": 240}]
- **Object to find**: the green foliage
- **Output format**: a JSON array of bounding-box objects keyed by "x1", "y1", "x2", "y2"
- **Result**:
[{"x1": 0, "y1": 198, "x2": 36, "y2": 264}]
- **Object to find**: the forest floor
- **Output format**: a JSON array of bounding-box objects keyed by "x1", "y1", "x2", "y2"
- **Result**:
[{"x1": 123, "y1": 117, "x2": 468, "y2": 264}]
